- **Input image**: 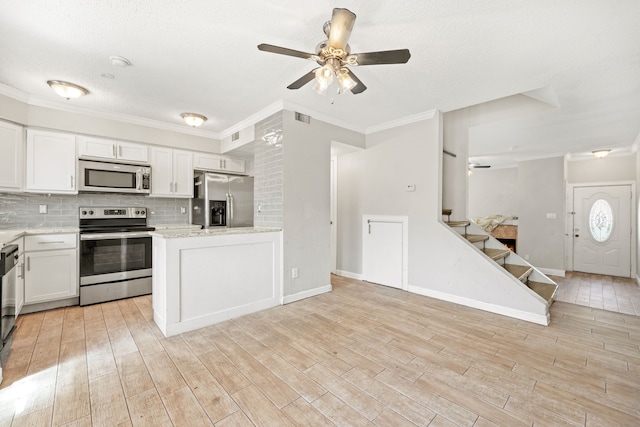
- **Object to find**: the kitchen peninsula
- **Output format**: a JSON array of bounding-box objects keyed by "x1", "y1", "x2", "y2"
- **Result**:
[{"x1": 151, "y1": 227, "x2": 282, "y2": 337}]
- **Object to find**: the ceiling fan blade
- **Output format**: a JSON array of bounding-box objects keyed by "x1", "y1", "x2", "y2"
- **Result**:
[
  {"x1": 350, "y1": 49, "x2": 411, "y2": 66},
  {"x1": 346, "y1": 70, "x2": 367, "y2": 94},
  {"x1": 287, "y1": 70, "x2": 318, "y2": 90},
  {"x1": 328, "y1": 8, "x2": 356, "y2": 50},
  {"x1": 257, "y1": 43, "x2": 315, "y2": 60}
]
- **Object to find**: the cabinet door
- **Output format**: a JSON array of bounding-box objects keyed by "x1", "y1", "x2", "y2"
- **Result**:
[
  {"x1": 222, "y1": 157, "x2": 245, "y2": 174},
  {"x1": 172, "y1": 149, "x2": 194, "y2": 197},
  {"x1": 25, "y1": 249, "x2": 78, "y2": 303},
  {"x1": 193, "y1": 152, "x2": 223, "y2": 171},
  {"x1": 77, "y1": 136, "x2": 117, "y2": 160},
  {"x1": 0, "y1": 121, "x2": 23, "y2": 191},
  {"x1": 117, "y1": 141, "x2": 149, "y2": 164},
  {"x1": 26, "y1": 130, "x2": 77, "y2": 194},
  {"x1": 150, "y1": 147, "x2": 175, "y2": 196}
]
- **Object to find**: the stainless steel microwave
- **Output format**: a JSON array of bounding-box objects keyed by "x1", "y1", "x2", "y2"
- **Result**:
[{"x1": 78, "y1": 160, "x2": 151, "y2": 194}]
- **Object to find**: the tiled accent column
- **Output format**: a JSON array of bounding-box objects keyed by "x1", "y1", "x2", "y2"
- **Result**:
[{"x1": 253, "y1": 112, "x2": 284, "y2": 228}]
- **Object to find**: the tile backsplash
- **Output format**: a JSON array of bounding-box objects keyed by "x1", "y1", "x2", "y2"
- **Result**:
[
  {"x1": 253, "y1": 111, "x2": 283, "y2": 228},
  {"x1": 0, "y1": 192, "x2": 190, "y2": 229}
]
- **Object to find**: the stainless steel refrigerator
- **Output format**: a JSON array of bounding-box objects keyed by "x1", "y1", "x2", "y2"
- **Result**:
[{"x1": 192, "y1": 171, "x2": 254, "y2": 228}]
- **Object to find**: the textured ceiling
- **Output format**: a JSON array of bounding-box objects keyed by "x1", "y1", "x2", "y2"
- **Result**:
[{"x1": 1, "y1": 1, "x2": 639, "y2": 166}]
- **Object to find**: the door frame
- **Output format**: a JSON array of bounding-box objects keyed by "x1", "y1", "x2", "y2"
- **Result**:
[
  {"x1": 330, "y1": 155, "x2": 338, "y2": 274},
  {"x1": 566, "y1": 181, "x2": 636, "y2": 277}
]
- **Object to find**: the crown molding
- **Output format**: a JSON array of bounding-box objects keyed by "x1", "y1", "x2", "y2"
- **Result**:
[
  {"x1": 632, "y1": 130, "x2": 640, "y2": 155},
  {"x1": 282, "y1": 100, "x2": 365, "y2": 134},
  {"x1": 0, "y1": 82, "x2": 31, "y2": 103},
  {"x1": 219, "y1": 100, "x2": 285, "y2": 140},
  {"x1": 365, "y1": 109, "x2": 438, "y2": 134},
  {"x1": 0, "y1": 82, "x2": 221, "y2": 140}
]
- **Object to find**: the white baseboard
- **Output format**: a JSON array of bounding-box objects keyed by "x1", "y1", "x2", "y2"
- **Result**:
[
  {"x1": 283, "y1": 284, "x2": 332, "y2": 304},
  {"x1": 407, "y1": 285, "x2": 550, "y2": 326},
  {"x1": 537, "y1": 267, "x2": 565, "y2": 277},
  {"x1": 336, "y1": 270, "x2": 363, "y2": 280}
]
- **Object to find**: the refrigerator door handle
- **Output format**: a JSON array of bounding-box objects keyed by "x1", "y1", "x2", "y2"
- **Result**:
[{"x1": 226, "y1": 193, "x2": 232, "y2": 227}]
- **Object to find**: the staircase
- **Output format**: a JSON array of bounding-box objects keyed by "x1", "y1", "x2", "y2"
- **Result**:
[{"x1": 443, "y1": 209, "x2": 557, "y2": 305}]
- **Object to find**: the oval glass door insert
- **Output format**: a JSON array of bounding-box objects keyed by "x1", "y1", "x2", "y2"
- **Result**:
[{"x1": 589, "y1": 199, "x2": 613, "y2": 242}]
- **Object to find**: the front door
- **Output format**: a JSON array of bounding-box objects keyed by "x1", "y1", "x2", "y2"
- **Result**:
[{"x1": 573, "y1": 185, "x2": 631, "y2": 277}]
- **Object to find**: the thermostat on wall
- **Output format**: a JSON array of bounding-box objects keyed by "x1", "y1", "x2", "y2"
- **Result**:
[{"x1": 406, "y1": 184, "x2": 416, "y2": 192}]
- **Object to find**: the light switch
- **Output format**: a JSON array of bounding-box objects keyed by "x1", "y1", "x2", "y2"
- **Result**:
[
  {"x1": 39, "y1": 204, "x2": 47, "y2": 214},
  {"x1": 546, "y1": 213, "x2": 556, "y2": 219}
]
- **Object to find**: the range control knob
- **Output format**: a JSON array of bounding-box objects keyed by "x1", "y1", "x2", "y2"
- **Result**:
[
  {"x1": 135, "y1": 210, "x2": 140, "y2": 215},
  {"x1": 88, "y1": 210, "x2": 94, "y2": 215},
  {"x1": 81, "y1": 210, "x2": 87, "y2": 215},
  {"x1": 140, "y1": 210, "x2": 146, "y2": 215}
]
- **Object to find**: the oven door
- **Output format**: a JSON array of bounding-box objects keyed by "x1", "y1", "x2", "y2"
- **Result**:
[{"x1": 80, "y1": 231, "x2": 152, "y2": 286}]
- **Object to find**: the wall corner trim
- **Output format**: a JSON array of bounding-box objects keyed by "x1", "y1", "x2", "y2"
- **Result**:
[{"x1": 282, "y1": 284, "x2": 332, "y2": 304}]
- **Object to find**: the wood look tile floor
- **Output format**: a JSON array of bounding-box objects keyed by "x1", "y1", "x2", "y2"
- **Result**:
[
  {"x1": 1, "y1": 274, "x2": 639, "y2": 426},
  {"x1": 553, "y1": 271, "x2": 640, "y2": 315}
]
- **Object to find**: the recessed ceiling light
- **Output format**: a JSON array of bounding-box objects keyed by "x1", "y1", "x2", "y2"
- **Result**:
[
  {"x1": 109, "y1": 55, "x2": 132, "y2": 67},
  {"x1": 47, "y1": 80, "x2": 89, "y2": 99},
  {"x1": 592, "y1": 149, "x2": 611, "y2": 158},
  {"x1": 181, "y1": 113, "x2": 207, "y2": 127}
]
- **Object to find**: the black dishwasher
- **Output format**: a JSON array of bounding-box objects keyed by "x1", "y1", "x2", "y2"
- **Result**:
[{"x1": 0, "y1": 244, "x2": 18, "y2": 382}]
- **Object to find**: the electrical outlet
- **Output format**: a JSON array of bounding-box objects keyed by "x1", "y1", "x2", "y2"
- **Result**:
[
  {"x1": 39, "y1": 204, "x2": 47, "y2": 214},
  {"x1": 291, "y1": 267, "x2": 299, "y2": 279},
  {"x1": 180, "y1": 207, "x2": 186, "y2": 214},
  {"x1": 524, "y1": 254, "x2": 530, "y2": 260}
]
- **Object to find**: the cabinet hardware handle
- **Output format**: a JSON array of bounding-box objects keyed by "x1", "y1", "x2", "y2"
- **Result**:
[
  {"x1": 113, "y1": 144, "x2": 117, "y2": 157},
  {"x1": 71, "y1": 175, "x2": 74, "y2": 188},
  {"x1": 39, "y1": 241, "x2": 64, "y2": 244},
  {"x1": 27, "y1": 256, "x2": 30, "y2": 271}
]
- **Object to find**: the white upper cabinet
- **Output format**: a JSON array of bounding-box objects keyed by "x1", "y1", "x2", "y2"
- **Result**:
[
  {"x1": 150, "y1": 147, "x2": 193, "y2": 198},
  {"x1": 25, "y1": 129, "x2": 77, "y2": 194},
  {"x1": 0, "y1": 121, "x2": 24, "y2": 192},
  {"x1": 78, "y1": 136, "x2": 149, "y2": 164},
  {"x1": 193, "y1": 152, "x2": 246, "y2": 174}
]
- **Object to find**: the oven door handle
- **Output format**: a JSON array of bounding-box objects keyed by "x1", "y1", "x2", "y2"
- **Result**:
[{"x1": 81, "y1": 231, "x2": 152, "y2": 241}]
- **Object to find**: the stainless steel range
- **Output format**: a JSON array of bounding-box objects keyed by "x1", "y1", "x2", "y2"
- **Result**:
[{"x1": 79, "y1": 207, "x2": 154, "y2": 306}]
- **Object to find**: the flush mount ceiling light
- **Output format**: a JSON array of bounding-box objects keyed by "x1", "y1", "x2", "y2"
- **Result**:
[
  {"x1": 47, "y1": 80, "x2": 89, "y2": 99},
  {"x1": 181, "y1": 113, "x2": 207, "y2": 127},
  {"x1": 592, "y1": 149, "x2": 611, "y2": 158}
]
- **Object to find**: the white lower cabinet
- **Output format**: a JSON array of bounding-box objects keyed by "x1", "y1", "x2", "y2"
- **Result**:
[{"x1": 24, "y1": 234, "x2": 78, "y2": 304}]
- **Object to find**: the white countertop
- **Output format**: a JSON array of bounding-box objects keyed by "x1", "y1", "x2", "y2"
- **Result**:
[
  {"x1": 152, "y1": 227, "x2": 281, "y2": 239},
  {"x1": 151, "y1": 223, "x2": 203, "y2": 231},
  {"x1": 0, "y1": 227, "x2": 80, "y2": 247}
]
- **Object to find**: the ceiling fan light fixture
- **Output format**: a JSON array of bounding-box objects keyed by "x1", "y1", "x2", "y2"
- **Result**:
[
  {"x1": 592, "y1": 149, "x2": 610, "y2": 158},
  {"x1": 181, "y1": 113, "x2": 207, "y2": 127},
  {"x1": 47, "y1": 80, "x2": 89, "y2": 99},
  {"x1": 337, "y1": 68, "x2": 357, "y2": 93},
  {"x1": 314, "y1": 65, "x2": 334, "y2": 95}
]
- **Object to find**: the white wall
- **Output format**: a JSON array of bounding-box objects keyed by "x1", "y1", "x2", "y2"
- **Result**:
[
  {"x1": 517, "y1": 157, "x2": 566, "y2": 272},
  {"x1": 337, "y1": 112, "x2": 550, "y2": 324},
  {"x1": 282, "y1": 110, "x2": 364, "y2": 300},
  {"x1": 442, "y1": 109, "x2": 470, "y2": 220},
  {"x1": 637, "y1": 150, "x2": 640, "y2": 281},
  {"x1": 568, "y1": 155, "x2": 636, "y2": 183},
  {"x1": 468, "y1": 167, "x2": 518, "y2": 219}
]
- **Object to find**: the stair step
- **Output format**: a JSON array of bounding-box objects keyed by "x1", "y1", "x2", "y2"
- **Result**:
[
  {"x1": 527, "y1": 281, "x2": 558, "y2": 304},
  {"x1": 466, "y1": 234, "x2": 489, "y2": 243},
  {"x1": 483, "y1": 248, "x2": 511, "y2": 261},
  {"x1": 446, "y1": 220, "x2": 470, "y2": 227},
  {"x1": 442, "y1": 209, "x2": 452, "y2": 216},
  {"x1": 504, "y1": 264, "x2": 533, "y2": 282}
]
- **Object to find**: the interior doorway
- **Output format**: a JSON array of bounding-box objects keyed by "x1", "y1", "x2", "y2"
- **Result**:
[{"x1": 572, "y1": 184, "x2": 632, "y2": 277}]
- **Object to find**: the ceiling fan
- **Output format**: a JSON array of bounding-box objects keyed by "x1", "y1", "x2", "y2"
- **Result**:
[{"x1": 257, "y1": 8, "x2": 411, "y2": 95}]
